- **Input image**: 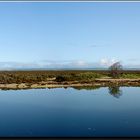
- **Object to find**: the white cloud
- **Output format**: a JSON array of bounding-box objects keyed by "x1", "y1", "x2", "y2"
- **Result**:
[{"x1": 100, "y1": 58, "x2": 118, "y2": 67}]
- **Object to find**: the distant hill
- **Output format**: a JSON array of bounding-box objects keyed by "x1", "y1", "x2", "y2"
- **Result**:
[{"x1": 0, "y1": 67, "x2": 139, "y2": 71}]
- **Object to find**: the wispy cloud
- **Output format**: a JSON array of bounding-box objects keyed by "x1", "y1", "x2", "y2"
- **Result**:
[
  {"x1": 0, "y1": 58, "x2": 139, "y2": 70},
  {"x1": 88, "y1": 42, "x2": 111, "y2": 48},
  {"x1": 127, "y1": 58, "x2": 139, "y2": 62},
  {"x1": 123, "y1": 58, "x2": 140, "y2": 68},
  {"x1": 89, "y1": 44, "x2": 103, "y2": 48},
  {"x1": 0, "y1": 60, "x2": 99, "y2": 70}
]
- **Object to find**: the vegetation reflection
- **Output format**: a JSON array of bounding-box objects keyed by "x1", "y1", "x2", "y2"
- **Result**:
[
  {"x1": 108, "y1": 86, "x2": 122, "y2": 98},
  {"x1": 73, "y1": 85, "x2": 123, "y2": 98},
  {"x1": 72, "y1": 86, "x2": 100, "y2": 90}
]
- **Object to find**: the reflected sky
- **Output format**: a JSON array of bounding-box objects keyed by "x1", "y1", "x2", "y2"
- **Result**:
[{"x1": 0, "y1": 87, "x2": 139, "y2": 137}]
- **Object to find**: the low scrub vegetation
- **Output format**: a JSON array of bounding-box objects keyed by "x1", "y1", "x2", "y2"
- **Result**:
[
  {"x1": 0, "y1": 70, "x2": 139, "y2": 84},
  {"x1": 55, "y1": 72, "x2": 105, "y2": 82},
  {"x1": 121, "y1": 73, "x2": 140, "y2": 79}
]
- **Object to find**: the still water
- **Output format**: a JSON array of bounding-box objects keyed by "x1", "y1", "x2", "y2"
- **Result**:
[{"x1": 0, "y1": 86, "x2": 140, "y2": 137}]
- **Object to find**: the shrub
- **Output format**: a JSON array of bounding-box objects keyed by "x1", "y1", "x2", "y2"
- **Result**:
[{"x1": 55, "y1": 75, "x2": 68, "y2": 82}]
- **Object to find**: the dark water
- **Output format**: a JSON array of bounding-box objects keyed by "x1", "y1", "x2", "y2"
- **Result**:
[{"x1": 0, "y1": 86, "x2": 140, "y2": 137}]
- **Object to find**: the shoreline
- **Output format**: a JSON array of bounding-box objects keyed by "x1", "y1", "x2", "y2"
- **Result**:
[{"x1": 0, "y1": 78, "x2": 140, "y2": 90}]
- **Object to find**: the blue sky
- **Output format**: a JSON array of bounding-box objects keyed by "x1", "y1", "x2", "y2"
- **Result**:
[{"x1": 0, "y1": 2, "x2": 140, "y2": 69}]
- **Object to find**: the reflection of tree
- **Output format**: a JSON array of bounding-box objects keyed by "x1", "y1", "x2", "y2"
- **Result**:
[
  {"x1": 108, "y1": 86, "x2": 122, "y2": 98},
  {"x1": 73, "y1": 86, "x2": 100, "y2": 90}
]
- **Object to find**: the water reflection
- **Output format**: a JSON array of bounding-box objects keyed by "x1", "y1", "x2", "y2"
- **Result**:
[
  {"x1": 73, "y1": 86, "x2": 123, "y2": 98},
  {"x1": 73, "y1": 86, "x2": 100, "y2": 90},
  {"x1": 0, "y1": 85, "x2": 123, "y2": 98},
  {"x1": 108, "y1": 86, "x2": 122, "y2": 98},
  {"x1": 0, "y1": 86, "x2": 139, "y2": 137}
]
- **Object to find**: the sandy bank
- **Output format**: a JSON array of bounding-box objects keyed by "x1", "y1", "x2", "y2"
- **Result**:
[{"x1": 0, "y1": 78, "x2": 140, "y2": 90}]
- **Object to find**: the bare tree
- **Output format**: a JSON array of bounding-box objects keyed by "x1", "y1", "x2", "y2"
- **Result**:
[{"x1": 109, "y1": 62, "x2": 123, "y2": 78}]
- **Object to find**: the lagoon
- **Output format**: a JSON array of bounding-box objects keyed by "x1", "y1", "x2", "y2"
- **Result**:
[{"x1": 0, "y1": 87, "x2": 140, "y2": 137}]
